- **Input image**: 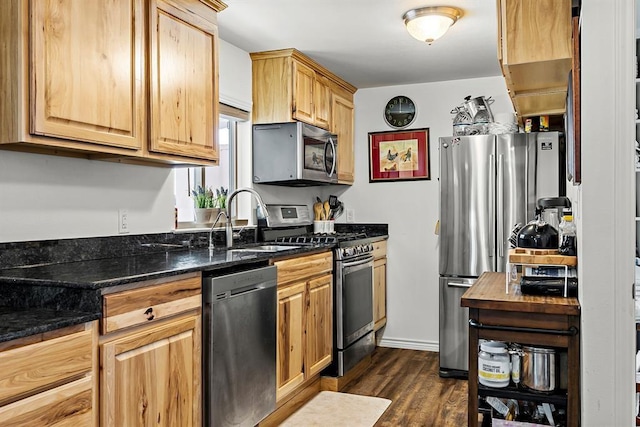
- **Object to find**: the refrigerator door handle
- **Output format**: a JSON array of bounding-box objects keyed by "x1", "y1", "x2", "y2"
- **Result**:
[
  {"x1": 489, "y1": 154, "x2": 495, "y2": 258},
  {"x1": 447, "y1": 281, "x2": 473, "y2": 289},
  {"x1": 497, "y1": 154, "x2": 504, "y2": 258}
]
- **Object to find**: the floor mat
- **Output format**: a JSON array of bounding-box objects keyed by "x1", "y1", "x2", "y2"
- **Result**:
[{"x1": 279, "y1": 391, "x2": 391, "y2": 427}]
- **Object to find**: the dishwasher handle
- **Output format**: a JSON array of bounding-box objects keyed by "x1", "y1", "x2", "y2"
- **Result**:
[{"x1": 214, "y1": 282, "x2": 273, "y2": 301}]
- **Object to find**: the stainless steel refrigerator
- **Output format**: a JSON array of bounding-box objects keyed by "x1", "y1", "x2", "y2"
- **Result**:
[{"x1": 438, "y1": 132, "x2": 564, "y2": 378}]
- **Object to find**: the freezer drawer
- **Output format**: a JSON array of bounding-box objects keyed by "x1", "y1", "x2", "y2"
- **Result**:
[{"x1": 439, "y1": 276, "x2": 474, "y2": 378}]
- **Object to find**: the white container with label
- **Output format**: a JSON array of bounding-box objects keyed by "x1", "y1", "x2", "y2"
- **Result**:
[{"x1": 478, "y1": 341, "x2": 510, "y2": 388}]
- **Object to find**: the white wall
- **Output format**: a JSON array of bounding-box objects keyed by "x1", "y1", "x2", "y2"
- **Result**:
[
  {"x1": 342, "y1": 77, "x2": 514, "y2": 349},
  {"x1": 0, "y1": 39, "x2": 256, "y2": 244},
  {"x1": 578, "y1": 0, "x2": 635, "y2": 424}
]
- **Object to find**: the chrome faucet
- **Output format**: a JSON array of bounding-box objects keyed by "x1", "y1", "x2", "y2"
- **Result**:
[
  {"x1": 224, "y1": 187, "x2": 269, "y2": 248},
  {"x1": 208, "y1": 210, "x2": 229, "y2": 252}
]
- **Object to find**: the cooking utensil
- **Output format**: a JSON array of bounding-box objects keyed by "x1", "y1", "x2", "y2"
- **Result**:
[
  {"x1": 313, "y1": 202, "x2": 323, "y2": 221},
  {"x1": 323, "y1": 201, "x2": 330, "y2": 220},
  {"x1": 329, "y1": 195, "x2": 339, "y2": 209},
  {"x1": 332, "y1": 202, "x2": 344, "y2": 219},
  {"x1": 463, "y1": 95, "x2": 495, "y2": 123},
  {"x1": 316, "y1": 196, "x2": 322, "y2": 203}
]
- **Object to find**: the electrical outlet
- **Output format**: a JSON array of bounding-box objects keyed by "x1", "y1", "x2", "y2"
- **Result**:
[
  {"x1": 118, "y1": 209, "x2": 129, "y2": 234},
  {"x1": 346, "y1": 208, "x2": 355, "y2": 223}
]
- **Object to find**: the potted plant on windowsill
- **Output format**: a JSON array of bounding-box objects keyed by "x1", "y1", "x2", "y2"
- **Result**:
[
  {"x1": 191, "y1": 185, "x2": 215, "y2": 224},
  {"x1": 211, "y1": 187, "x2": 228, "y2": 224}
]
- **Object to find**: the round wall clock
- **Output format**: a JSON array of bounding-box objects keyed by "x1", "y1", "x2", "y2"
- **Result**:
[{"x1": 384, "y1": 95, "x2": 416, "y2": 128}]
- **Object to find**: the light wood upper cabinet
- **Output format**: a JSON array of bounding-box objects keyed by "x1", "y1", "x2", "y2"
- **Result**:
[
  {"x1": 0, "y1": 0, "x2": 226, "y2": 166},
  {"x1": 149, "y1": 0, "x2": 219, "y2": 161},
  {"x1": 251, "y1": 49, "x2": 357, "y2": 181},
  {"x1": 332, "y1": 91, "x2": 355, "y2": 184},
  {"x1": 497, "y1": 0, "x2": 572, "y2": 119},
  {"x1": 30, "y1": 0, "x2": 143, "y2": 150}
]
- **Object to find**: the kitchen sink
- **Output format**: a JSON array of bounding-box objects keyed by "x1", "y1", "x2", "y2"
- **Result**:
[{"x1": 228, "y1": 245, "x2": 299, "y2": 253}]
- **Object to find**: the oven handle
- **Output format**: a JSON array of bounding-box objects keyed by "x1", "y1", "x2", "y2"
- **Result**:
[{"x1": 340, "y1": 255, "x2": 374, "y2": 272}]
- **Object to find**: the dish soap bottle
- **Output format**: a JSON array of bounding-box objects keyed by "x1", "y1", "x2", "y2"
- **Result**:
[{"x1": 559, "y1": 209, "x2": 577, "y2": 256}]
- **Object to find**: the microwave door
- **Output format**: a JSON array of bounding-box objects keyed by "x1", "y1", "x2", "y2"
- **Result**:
[
  {"x1": 324, "y1": 137, "x2": 336, "y2": 177},
  {"x1": 303, "y1": 136, "x2": 332, "y2": 182}
]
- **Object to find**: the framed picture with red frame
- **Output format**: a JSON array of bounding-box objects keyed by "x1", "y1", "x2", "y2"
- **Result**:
[{"x1": 368, "y1": 128, "x2": 431, "y2": 182}]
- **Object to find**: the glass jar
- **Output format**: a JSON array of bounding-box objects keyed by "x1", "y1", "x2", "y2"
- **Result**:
[{"x1": 478, "y1": 341, "x2": 510, "y2": 388}]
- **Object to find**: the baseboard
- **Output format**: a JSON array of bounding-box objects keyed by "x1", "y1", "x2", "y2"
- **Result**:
[{"x1": 378, "y1": 337, "x2": 439, "y2": 352}]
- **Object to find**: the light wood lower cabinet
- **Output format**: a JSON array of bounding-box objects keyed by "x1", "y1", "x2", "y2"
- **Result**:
[
  {"x1": 372, "y1": 239, "x2": 388, "y2": 331},
  {"x1": 99, "y1": 272, "x2": 202, "y2": 427},
  {"x1": 0, "y1": 322, "x2": 97, "y2": 426},
  {"x1": 274, "y1": 251, "x2": 333, "y2": 403},
  {"x1": 100, "y1": 313, "x2": 201, "y2": 427}
]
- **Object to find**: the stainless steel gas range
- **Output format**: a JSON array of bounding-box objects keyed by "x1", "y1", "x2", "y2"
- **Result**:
[{"x1": 261, "y1": 204, "x2": 376, "y2": 377}]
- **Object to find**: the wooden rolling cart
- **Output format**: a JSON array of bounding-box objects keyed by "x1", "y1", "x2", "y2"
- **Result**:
[{"x1": 462, "y1": 272, "x2": 580, "y2": 427}]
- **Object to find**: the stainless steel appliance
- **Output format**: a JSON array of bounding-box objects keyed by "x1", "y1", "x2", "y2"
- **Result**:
[
  {"x1": 203, "y1": 266, "x2": 277, "y2": 427},
  {"x1": 252, "y1": 122, "x2": 338, "y2": 186},
  {"x1": 438, "y1": 132, "x2": 564, "y2": 378},
  {"x1": 261, "y1": 204, "x2": 376, "y2": 377}
]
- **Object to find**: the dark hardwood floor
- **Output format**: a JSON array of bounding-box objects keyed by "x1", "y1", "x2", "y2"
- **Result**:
[{"x1": 342, "y1": 347, "x2": 469, "y2": 426}]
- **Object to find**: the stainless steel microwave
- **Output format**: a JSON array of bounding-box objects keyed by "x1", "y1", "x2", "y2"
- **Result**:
[{"x1": 252, "y1": 122, "x2": 338, "y2": 186}]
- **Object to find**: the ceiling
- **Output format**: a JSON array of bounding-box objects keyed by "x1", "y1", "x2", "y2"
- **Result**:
[{"x1": 216, "y1": 0, "x2": 502, "y2": 89}]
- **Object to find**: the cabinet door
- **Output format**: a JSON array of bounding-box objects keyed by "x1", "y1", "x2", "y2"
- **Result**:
[
  {"x1": 0, "y1": 376, "x2": 93, "y2": 427},
  {"x1": 306, "y1": 274, "x2": 333, "y2": 377},
  {"x1": 149, "y1": 0, "x2": 219, "y2": 161},
  {"x1": 31, "y1": 0, "x2": 143, "y2": 149},
  {"x1": 101, "y1": 314, "x2": 201, "y2": 427},
  {"x1": 276, "y1": 282, "x2": 306, "y2": 402},
  {"x1": 292, "y1": 61, "x2": 315, "y2": 125},
  {"x1": 314, "y1": 75, "x2": 331, "y2": 130},
  {"x1": 373, "y1": 258, "x2": 387, "y2": 331},
  {"x1": 332, "y1": 93, "x2": 355, "y2": 184}
]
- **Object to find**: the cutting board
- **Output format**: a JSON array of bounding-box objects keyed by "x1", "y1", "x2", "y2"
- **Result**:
[{"x1": 509, "y1": 248, "x2": 577, "y2": 266}]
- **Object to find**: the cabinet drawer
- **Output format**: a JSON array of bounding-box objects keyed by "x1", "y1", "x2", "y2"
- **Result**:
[
  {"x1": 103, "y1": 273, "x2": 201, "y2": 333},
  {"x1": 0, "y1": 376, "x2": 93, "y2": 426},
  {"x1": 0, "y1": 327, "x2": 93, "y2": 405},
  {"x1": 372, "y1": 239, "x2": 387, "y2": 260},
  {"x1": 274, "y1": 252, "x2": 333, "y2": 286}
]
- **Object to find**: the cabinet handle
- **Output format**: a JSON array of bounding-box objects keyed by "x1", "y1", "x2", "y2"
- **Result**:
[
  {"x1": 144, "y1": 307, "x2": 155, "y2": 321},
  {"x1": 469, "y1": 319, "x2": 578, "y2": 336}
]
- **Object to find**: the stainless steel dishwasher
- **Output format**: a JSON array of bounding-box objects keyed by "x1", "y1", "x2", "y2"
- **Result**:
[{"x1": 203, "y1": 265, "x2": 276, "y2": 427}]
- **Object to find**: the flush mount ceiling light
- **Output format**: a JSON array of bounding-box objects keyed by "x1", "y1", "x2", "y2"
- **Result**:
[{"x1": 403, "y1": 6, "x2": 463, "y2": 44}]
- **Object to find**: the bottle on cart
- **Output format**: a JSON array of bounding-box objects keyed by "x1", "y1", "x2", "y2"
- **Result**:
[{"x1": 558, "y1": 208, "x2": 577, "y2": 256}]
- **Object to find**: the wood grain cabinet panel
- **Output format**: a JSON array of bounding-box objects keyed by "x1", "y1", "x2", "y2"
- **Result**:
[
  {"x1": 276, "y1": 282, "x2": 306, "y2": 401},
  {"x1": 0, "y1": 322, "x2": 97, "y2": 426},
  {"x1": 101, "y1": 313, "x2": 201, "y2": 427},
  {"x1": 0, "y1": 0, "x2": 225, "y2": 166},
  {"x1": 497, "y1": 0, "x2": 572, "y2": 118},
  {"x1": 102, "y1": 273, "x2": 201, "y2": 333},
  {"x1": 149, "y1": 0, "x2": 219, "y2": 161},
  {"x1": 306, "y1": 274, "x2": 333, "y2": 377},
  {"x1": 274, "y1": 251, "x2": 334, "y2": 403},
  {"x1": 30, "y1": 0, "x2": 144, "y2": 150},
  {"x1": 0, "y1": 327, "x2": 93, "y2": 405},
  {"x1": 332, "y1": 91, "x2": 355, "y2": 184},
  {"x1": 372, "y1": 239, "x2": 387, "y2": 331},
  {"x1": 0, "y1": 376, "x2": 93, "y2": 427}
]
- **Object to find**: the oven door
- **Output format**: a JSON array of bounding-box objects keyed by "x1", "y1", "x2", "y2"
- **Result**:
[{"x1": 335, "y1": 254, "x2": 374, "y2": 349}]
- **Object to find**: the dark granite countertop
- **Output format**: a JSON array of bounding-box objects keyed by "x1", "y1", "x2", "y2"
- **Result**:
[
  {"x1": 0, "y1": 306, "x2": 100, "y2": 343},
  {"x1": 0, "y1": 245, "x2": 329, "y2": 290},
  {"x1": 0, "y1": 224, "x2": 388, "y2": 344}
]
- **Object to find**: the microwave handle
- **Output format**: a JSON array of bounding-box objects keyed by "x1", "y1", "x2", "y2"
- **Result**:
[{"x1": 326, "y1": 137, "x2": 336, "y2": 177}]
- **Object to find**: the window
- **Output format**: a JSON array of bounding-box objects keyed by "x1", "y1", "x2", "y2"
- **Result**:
[{"x1": 174, "y1": 104, "x2": 249, "y2": 227}]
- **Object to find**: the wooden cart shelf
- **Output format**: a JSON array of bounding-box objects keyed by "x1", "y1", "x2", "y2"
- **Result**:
[{"x1": 461, "y1": 272, "x2": 581, "y2": 427}]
